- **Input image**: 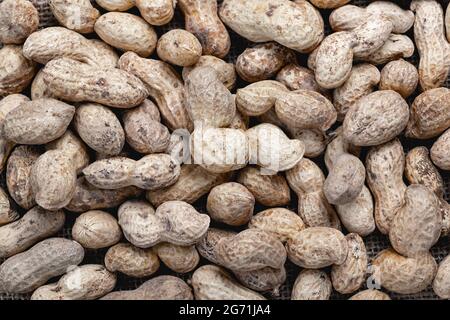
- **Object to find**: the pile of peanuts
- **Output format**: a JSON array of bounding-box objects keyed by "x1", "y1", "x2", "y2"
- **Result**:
[{"x1": 1, "y1": 0, "x2": 450, "y2": 300}]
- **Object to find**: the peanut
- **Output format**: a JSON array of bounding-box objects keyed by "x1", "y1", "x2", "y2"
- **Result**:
[
  {"x1": 276, "y1": 64, "x2": 327, "y2": 96},
  {"x1": 0, "y1": 187, "x2": 18, "y2": 226},
  {"x1": 154, "y1": 243, "x2": 200, "y2": 273},
  {"x1": 0, "y1": 45, "x2": 36, "y2": 96},
  {"x1": 362, "y1": 34, "x2": 415, "y2": 65},
  {"x1": 196, "y1": 228, "x2": 236, "y2": 265},
  {"x1": 349, "y1": 289, "x2": 391, "y2": 300},
  {"x1": 49, "y1": 0, "x2": 100, "y2": 34},
  {"x1": 234, "y1": 267, "x2": 286, "y2": 294},
  {"x1": 291, "y1": 270, "x2": 332, "y2": 300},
  {"x1": 433, "y1": 254, "x2": 450, "y2": 299},
  {"x1": 431, "y1": 128, "x2": 450, "y2": 170},
  {"x1": 290, "y1": 128, "x2": 327, "y2": 158},
  {"x1": 310, "y1": 0, "x2": 349, "y2": 9},
  {"x1": 183, "y1": 55, "x2": 236, "y2": 90},
  {"x1": 157, "y1": 29, "x2": 202, "y2": 67},
  {"x1": 380, "y1": 59, "x2": 419, "y2": 98},
  {"x1": 0, "y1": 0, "x2": 39, "y2": 44}
]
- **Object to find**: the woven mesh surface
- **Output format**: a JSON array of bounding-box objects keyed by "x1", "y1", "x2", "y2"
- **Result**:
[{"x1": 0, "y1": 0, "x2": 450, "y2": 300}]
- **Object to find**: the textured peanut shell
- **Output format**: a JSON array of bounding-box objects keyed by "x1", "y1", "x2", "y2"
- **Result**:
[
  {"x1": 372, "y1": 248, "x2": 437, "y2": 294},
  {"x1": 72, "y1": 211, "x2": 122, "y2": 249},
  {"x1": 74, "y1": 103, "x2": 125, "y2": 156},
  {"x1": 42, "y1": 57, "x2": 148, "y2": 108},
  {"x1": 0, "y1": 0, "x2": 39, "y2": 44},
  {"x1": 309, "y1": 0, "x2": 349, "y2": 9},
  {"x1": 183, "y1": 55, "x2": 236, "y2": 90},
  {"x1": 219, "y1": 0, "x2": 324, "y2": 53},
  {"x1": 31, "y1": 150, "x2": 77, "y2": 211},
  {"x1": 406, "y1": 88, "x2": 450, "y2": 140},
  {"x1": 324, "y1": 126, "x2": 361, "y2": 171},
  {"x1": 290, "y1": 128, "x2": 327, "y2": 158},
  {"x1": 248, "y1": 208, "x2": 305, "y2": 243},
  {"x1": 119, "y1": 52, "x2": 193, "y2": 131},
  {"x1": 6, "y1": 145, "x2": 40, "y2": 210},
  {"x1": 0, "y1": 45, "x2": 36, "y2": 96},
  {"x1": 157, "y1": 29, "x2": 202, "y2": 67},
  {"x1": 291, "y1": 270, "x2": 332, "y2": 300},
  {"x1": 207, "y1": 182, "x2": 255, "y2": 226},
  {"x1": 431, "y1": 129, "x2": 450, "y2": 170},
  {"x1": 31, "y1": 69, "x2": 54, "y2": 100},
  {"x1": 49, "y1": 0, "x2": 100, "y2": 34},
  {"x1": 178, "y1": 0, "x2": 230, "y2": 58},
  {"x1": 343, "y1": 90, "x2": 409, "y2": 147},
  {"x1": 101, "y1": 275, "x2": 193, "y2": 300},
  {"x1": 195, "y1": 228, "x2": 236, "y2": 265},
  {"x1": 349, "y1": 289, "x2": 391, "y2": 300},
  {"x1": 3, "y1": 98, "x2": 75, "y2": 145},
  {"x1": 191, "y1": 265, "x2": 266, "y2": 300},
  {"x1": 0, "y1": 187, "x2": 18, "y2": 226},
  {"x1": 215, "y1": 229, "x2": 286, "y2": 272},
  {"x1": 0, "y1": 238, "x2": 85, "y2": 294},
  {"x1": 380, "y1": 59, "x2": 418, "y2": 98},
  {"x1": 234, "y1": 267, "x2": 286, "y2": 294},
  {"x1": 94, "y1": 12, "x2": 157, "y2": 57},
  {"x1": 105, "y1": 243, "x2": 160, "y2": 278},
  {"x1": 0, "y1": 206, "x2": 65, "y2": 259},
  {"x1": 351, "y1": 15, "x2": 393, "y2": 59},
  {"x1": 31, "y1": 264, "x2": 116, "y2": 300},
  {"x1": 154, "y1": 243, "x2": 199, "y2": 273},
  {"x1": 95, "y1": 0, "x2": 135, "y2": 11},
  {"x1": 276, "y1": 64, "x2": 326, "y2": 95},
  {"x1": 331, "y1": 233, "x2": 368, "y2": 294},
  {"x1": 433, "y1": 255, "x2": 450, "y2": 299},
  {"x1": 135, "y1": 0, "x2": 175, "y2": 26},
  {"x1": 361, "y1": 34, "x2": 415, "y2": 65}
]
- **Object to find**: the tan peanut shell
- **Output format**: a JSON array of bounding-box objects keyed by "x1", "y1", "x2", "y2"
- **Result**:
[
  {"x1": 0, "y1": 187, "x2": 18, "y2": 226},
  {"x1": 431, "y1": 128, "x2": 450, "y2": 170},
  {"x1": 433, "y1": 255, "x2": 450, "y2": 299},
  {"x1": 191, "y1": 265, "x2": 266, "y2": 300},
  {"x1": 0, "y1": 0, "x2": 39, "y2": 44},
  {"x1": 6, "y1": 145, "x2": 40, "y2": 210},
  {"x1": 157, "y1": 29, "x2": 202, "y2": 66},
  {"x1": 154, "y1": 243, "x2": 200, "y2": 273},
  {"x1": 236, "y1": 42, "x2": 296, "y2": 83},
  {"x1": 380, "y1": 59, "x2": 418, "y2": 98},
  {"x1": 49, "y1": 0, "x2": 100, "y2": 34},
  {"x1": 351, "y1": 15, "x2": 393, "y2": 59},
  {"x1": 406, "y1": 88, "x2": 450, "y2": 140},
  {"x1": 229, "y1": 109, "x2": 249, "y2": 131},
  {"x1": 0, "y1": 206, "x2": 65, "y2": 259},
  {"x1": 248, "y1": 208, "x2": 305, "y2": 243},
  {"x1": 119, "y1": 52, "x2": 193, "y2": 131},
  {"x1": 178, "y1": 0, "x2": 230, "y2": 58},
  {"x1": 0, "y1": 238, "x2": 85, "y2": 294},
  {"x1": 309, "y1": 0, "x2": 349, "y2": 9},
  {"x1": 219, "y1": 0, "x2": 324, "y2": 53},
  {"x1": 234, "y1": 267, "x2": 286, "y2": 294},
  {"x1": 290, "y1": 128, "x2": 327, "y2": 158},
  {"x1": 286, "y1": 227, "x2": 348, "y2": 268},
  {"x1": 291, "y1": 270, "x2": 332, "y2": 300},
  {"x1": 0, "y1": 45, "x2": 36, "y2": 96},
  {"x1": 372, "y1": 248, "x2": 437, "y2": 294},
  {"x1": 31, "y1": 69, "x2": 54, "y2": 100},
  {"x1": 361, "y1": 34, "x2": 415, "y2": 65},
  {"x1": 207, "y1": 182, "x2": 255, "y2": 226},
  {"x1": 195, "y1": 228, "x2": 236, "y2": 265},
  {"x1": 31, "y1": 265, "x2": 116, "y2": 300},
  {"x1": 276, "y1": 64, "x2": 326, "y2": 96},
  {"x1": 65, "y1": 177, "x2": 142, "y2": 213},
  {"x1": 135, "y1": 0, "x2": 176, "y2": 26},
  {"x1": 331, "y1": 233, "x2": 368, "y2": 294},
  {"x1": 349, "y1": 289, "x2": 391, "y2": 300},
  {"x1": 105, "y1": 243, "x2": 160, "y2": 278},
  {"x1": 94, "y1": 12, "x2": 157, "y2": 57},
  {"x1": 101, "y1": 275, "x2": 193, "y2": 300},
  {"x1": 42, "y1": 57, "x2": 148, "y2": 108},
  {"x1": 183, "y1": 55, "x2": 236, "y2": 90}
]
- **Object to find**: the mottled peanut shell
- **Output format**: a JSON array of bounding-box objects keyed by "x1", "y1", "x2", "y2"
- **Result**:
[
  {"x1": 219, "y1": 0, "x2": 324, "y2": 53},
  {"x1": 343, "y1": 90, "x2": 409, "y2": 147},
  {"x1": 431, "y1": 129, "x2": 450, "y2": 170},
  {"x1": 324, "y1": 126, "x2": 360, "y2": 170},
  {"x1": 248, "y1": 208, "x2": 305, "y2": 243},
  {"x1": 366, "y1": 139, "x2": 406, "y2": 234},
  {"x1": 372, "y1": 248, "x2": 437, "y2": 294},
  {"x1": 229, "y1": 109, "x2": 249, "y2": 131},
  {"x1": 0, "y1": 238, "x2": 85, "y2": 294},
  {"x1": 50, "y1": 0, "x2": 100, "y2": 34},
  {"x1": 191, "y1": 265, "x2": 266, "y2": 300},
  {"x1": 105, "y1": 243, "x2": 159, "y2": 278},
  {"x1": 287, "y1": 227, "x2": 348, "y2": 268},
  {"x1": 157, "y1": 29, "x2": 202, "y2": 67},
  {"x1": 237, "y1": 166, "x2": 290, "y2": 207},
  {"x1": 331, "y1": 233, "x2": 367, "y2": 294},
  {"x1": 0, "y1": 0, "x2": 39, "y2": 44},
  {"x1": 31, "y1": 264, "x2": 116, "y2": 300},
  {"x1": 380, "y1": 59, "x2": 418, "y2": 98},
  {"x1": 215, "y1": 229, "x2": 286, "y2": 272},
  {"x1": 183, "y1": 55, "x2": 236, "y2": 90},
  {"x1": 309, "y1": 0, "x2": 349, "y2": 9},
  {"x1": 0, "y1": 188, "x2": 18, "y2": 226},
  {"x1": 276, "y1": 64, "x2": 325, "y2": 94},
  {"x1": 119, "y1": 52, "x2": 193, "y2": 131},
  {"x1": 333, "y1": 63, "x2": 380, "y2": 121},
  {"x1": 0, "y1": 206, "x2": 64, "y2": 259},
  {"x1": 72, "y1": 211, "x2": 121, "y2": 249},
  {"x1": 179, "y1": 0, "x2": 230, "y2": 58},
  {"x1": 42, "y1": 57, "x2": 148, "y2": 108},
  {"x1": 65, "y1": 177, "x2": 142, "y2": 213},
  {"x1": 389, "y1": 185, "x2": 441, "y2": 257},
  {"x1": 147, "y1": 165, "x2": 230, "y2": 207},
  {"x1": 95, "y1": 0, "x2": 135, "y2": 11},
  {"x1": 433, "y1": 255, "x2": 450, "y2": 299},
  {"x1": 95, "y1": 12, "x2": 157, "y2": 57},
  {"x1": 31, "y1": 150, "x2": 77, "y2": 211},
  {"x1": 351, "y1": 15, "x2": 393, "y2": 59},
  {"x1": 3, "y1": 99, "x2": 75, "y2": 145},
  {"x1": 31, "y1": 69, "x2": 53, "y2": 100},
  {"x1": 236, "y1": 42, "x2": 296, "y2": 83},
  {"x1": 290, "y1": 128, "x2": 327, "y2": 158},
  {"x1": 6, "y1": 145, "x2": 40, "y2": 210},
  {"x1": 291, "y1": 270, "x2": 332, "y2": 300},
  {"x1": 74, "y1": 103, "x2": 125, "y2": 156},
  {"x1": 207, "y1": 182, "x2": 255, "y2": 226},
  {"x1": 135, "y1": 0, "x2": 175, "y2": 26},
  {"x1": 361, "y1": 34, "x2": 415, "y2": 65},
  {"x1": 0, "y1": 45, "x2": 36, "y2": 96},
  {"x1": 195, "y1": 228, "x2": 236, "y2": 265},
  {"x1": 185, "y1": 66, "x2": 235, "y2": 127},
  {"x1": 349, "y1": 289, "x2": 391, "y2": 300},
  {"x1": 234, "y1": 267, "x2": 286, "y2": 294},
  {"x1": 101, "y1": 275, "x2": 193, "y2": 300},
  {"x1": 154, "y1": 243, "x2": 199, "y2": 273},
  {"x1": 406, "y1": 88, "x2": 450, "y2": 140}
]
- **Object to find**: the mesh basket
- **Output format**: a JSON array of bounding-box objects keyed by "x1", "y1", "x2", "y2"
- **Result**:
[{"x1": 0, "y1": 0, "x2": 450, "y2": 300}]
